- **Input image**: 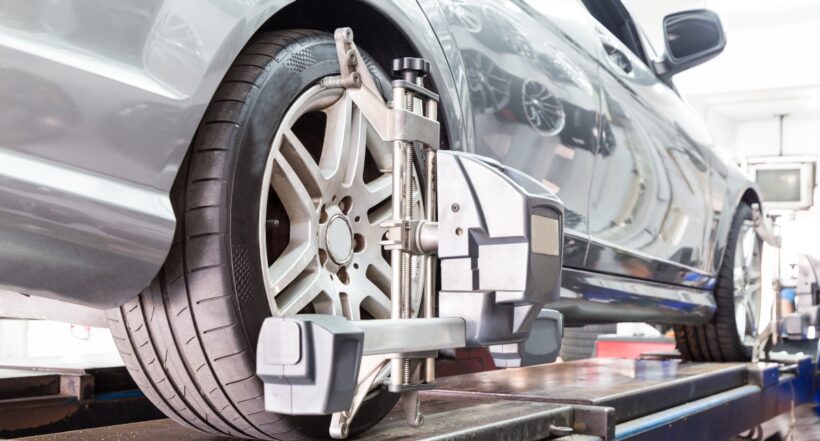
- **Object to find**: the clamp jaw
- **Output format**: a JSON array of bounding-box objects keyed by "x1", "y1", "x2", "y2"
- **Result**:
[{"x1": 256, "y1": 28, "x2": 565, "y2": 439}]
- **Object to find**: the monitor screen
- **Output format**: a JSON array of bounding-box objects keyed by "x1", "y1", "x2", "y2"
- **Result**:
[{"x1": 756, "y1": 168, "x2": 802, "y2": 202}]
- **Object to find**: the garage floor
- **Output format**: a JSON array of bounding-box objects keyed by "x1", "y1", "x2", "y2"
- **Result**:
[{"x1": 761, "y1": 405, "x2": 820, "y2": 441}]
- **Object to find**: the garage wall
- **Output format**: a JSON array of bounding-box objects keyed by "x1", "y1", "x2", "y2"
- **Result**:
[
  {"x1": 733, "y1": 115, "x2": 820, "y2": 159},
  {"x1": 0, "y1": 319, "x2": 118, "y2": 360}
]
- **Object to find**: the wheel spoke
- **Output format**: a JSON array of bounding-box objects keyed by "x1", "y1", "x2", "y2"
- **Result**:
[
  {"x1": 272, "y1": 151, "x2": 319, "y2": 224},
  {"x1": 366, "y1": 259, "x2": 392, "y2": 296},
  {"x1": 277, "y1": 272, "x2": 327, "y2": 316},
  {"x1": 735, "y1": 301, "x2": 747, "y2": 338},
  {"x1": 744, "y1": 299, "x2": 757, "y2": 336},
  {"x1": 268, "y1": 241, "x2": 315, "y2": 296},
  {"x1": 344, "y1": 294, "x2": 362, "y2": 321},
  {"x1": 365, "y1": 174, "x2": 392, "y2": 209},
  {"x1": 738, "y1": 224, "x2": 756, "y2": 268},
  {"x1": 312, "y1": 287, "x2": 345, "y2": 317},
  {"x1": 360, "y1": 280, "x2": 392, "y2": 319},
  {"x1": 281, "y1": 130, "x2": 325, "y2": 203},
  {"x1": 745, "y1": 264, "x2": 761, "y2": 281}
]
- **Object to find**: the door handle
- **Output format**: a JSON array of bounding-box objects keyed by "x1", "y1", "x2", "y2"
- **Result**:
[{"x1": 602, "y1": 41, "x2": 632, "y2": 74}]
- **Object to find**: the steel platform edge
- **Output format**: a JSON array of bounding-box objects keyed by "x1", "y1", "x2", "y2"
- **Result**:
[
  {"x1": 17, "y1": 356, "x2": 817, "y2": 441},
  {"x1": 428, "y1": 356, "x2": 816, "y2": 441}
]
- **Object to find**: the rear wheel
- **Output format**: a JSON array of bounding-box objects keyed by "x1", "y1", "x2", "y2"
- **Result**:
[
  {"x1": 108, "y1": 30, "x2": 419, "y2": 439},
  {"x1": 675, "y1": 203, "x2": 763, "y2": 361}
]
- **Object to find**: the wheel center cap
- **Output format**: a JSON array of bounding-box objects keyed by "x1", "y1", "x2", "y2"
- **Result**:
[{"x1": 326, "y1": 214, "x2": 353, "y2": 264}]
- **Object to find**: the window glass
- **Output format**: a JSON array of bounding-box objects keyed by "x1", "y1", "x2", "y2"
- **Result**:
[{"x1": 579, "y1": 0, "x2": 644, "y2": 60}]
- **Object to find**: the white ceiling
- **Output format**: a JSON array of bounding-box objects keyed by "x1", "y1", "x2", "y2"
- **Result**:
[{"x1": 626, "y1": 0, "x2": 820, "y2": 122}]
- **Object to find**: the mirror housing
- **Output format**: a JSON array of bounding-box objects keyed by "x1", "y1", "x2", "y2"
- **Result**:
[{"x1": 655, "y1": 9, "x2": 726, "y2": 82}]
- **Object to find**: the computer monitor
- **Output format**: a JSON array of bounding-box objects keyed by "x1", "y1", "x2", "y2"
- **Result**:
[{"x1": 748, "y1": 159, "x2": 814, "y2": 210}]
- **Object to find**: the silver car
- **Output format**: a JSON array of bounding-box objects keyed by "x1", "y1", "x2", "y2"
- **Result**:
[{"x1": 0, "y1": 0, "x2": 763, "y2": 438}]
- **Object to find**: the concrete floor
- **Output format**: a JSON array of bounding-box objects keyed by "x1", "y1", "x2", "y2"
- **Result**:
[{"x1": 761, "y1": 405, "x2": 820, "y2": 441}]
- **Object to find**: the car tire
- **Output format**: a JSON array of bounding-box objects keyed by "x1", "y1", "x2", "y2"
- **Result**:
[
  {"x1": 675, "y1": 203, "x2": 763, "y2": 362},
  {"x1": 107, "y1": 30, "x2": 400, "y2": 440}
]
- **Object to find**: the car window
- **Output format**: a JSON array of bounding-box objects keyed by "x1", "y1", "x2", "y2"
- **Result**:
[
  {"x1": 578, "y1": 0, "x2": 649, "y2": 63},
  {"x1": 620, "y1": 1, "x2": 664, "y2": 62}
]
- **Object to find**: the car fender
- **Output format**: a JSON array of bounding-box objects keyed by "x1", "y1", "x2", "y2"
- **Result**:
[
  {"x1": 710, "y1": 157, "x2": 762, "y2": 275},
  {"x1": 0, "y1": 0, "x2": 461, "y2": 309}
]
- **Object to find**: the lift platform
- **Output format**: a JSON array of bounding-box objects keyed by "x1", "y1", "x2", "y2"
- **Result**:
[
  {"x1": 0, "y1": 354, "x2": 163, "y2": 438},
  {"x1": 19, "y1": 354, "x2": 817, "y2": 441}
]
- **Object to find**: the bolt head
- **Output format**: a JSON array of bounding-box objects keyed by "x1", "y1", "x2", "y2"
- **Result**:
[
  {"x1": 451, "y1": 203, "x2": 460, "y2": 212},
  {"x1": 391, "y1": 57, "x2": 431, "y2": 77},
  {"x1": 342, "y1": 28, "x2": 354, "y2": 43},
  {"x1": 345, "y1": 49, "x2": 357, "y2": 66}
]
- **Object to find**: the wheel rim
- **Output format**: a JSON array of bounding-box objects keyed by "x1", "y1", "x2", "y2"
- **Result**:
[
  {"x1": 258, "y1": 84, "x2": 425, "y2": 389},
  {"x1": 521, "y1": 79, "x2": 565, "y2": 135},
  {"x1": 733, "y1": 219, "x2": 762, "y2": 346},
  {"x1": 259, "y1": 84, "x2": 424, "y2": 319}
]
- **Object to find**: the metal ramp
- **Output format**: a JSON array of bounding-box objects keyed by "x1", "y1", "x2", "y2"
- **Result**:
[{"x1": 19, "y1": 355, "x2": 816, "y2": 441}]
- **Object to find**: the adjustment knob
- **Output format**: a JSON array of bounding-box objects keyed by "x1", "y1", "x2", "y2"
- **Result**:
[{"x1": 392, "y1": 57, "x2": 431, "y2": 82}]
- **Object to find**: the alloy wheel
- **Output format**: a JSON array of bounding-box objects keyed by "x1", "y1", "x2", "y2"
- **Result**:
[
  {"x1": 259, "y1": 83, "x2": 424, "y2": 319},
  {"x1": 733, "y1": 219, "x2": 763, "y2": 346}
]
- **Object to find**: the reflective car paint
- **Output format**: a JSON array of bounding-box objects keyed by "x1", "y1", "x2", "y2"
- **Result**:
[
  {"x1": 585, "y1": 16, "x2": 715, "y2": 288},
  {"x1": 0, "y1": 0, "x2": 467, "y2": 308},
  {"x1": 422, "y1": 0, "x2": 603, "y2": 268},
  {"x1": 0, "y1": 0, "x2": 760, "y2": 319},
  {"x1": 555, "y1": 267, "x2": 715, "y2": 326}
]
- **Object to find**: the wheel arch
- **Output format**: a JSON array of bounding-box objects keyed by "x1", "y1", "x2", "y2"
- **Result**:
[
  {"x1": 257, "y1": 0, "x2": 462, "y2": 149},
  {"x1": 738, "y1": 186, "x2": 763, "y2": 209},
  {"x1": 713, "y1": 184, "x2": 763, "y2": 278}
]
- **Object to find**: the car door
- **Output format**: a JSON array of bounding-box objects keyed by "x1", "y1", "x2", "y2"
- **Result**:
[
  {"x1": 580, "y1": 0, "x2": 714, "y2": 287},
  {"x1": 419, "y1": 0, "x2": 603, "y2": 267}
]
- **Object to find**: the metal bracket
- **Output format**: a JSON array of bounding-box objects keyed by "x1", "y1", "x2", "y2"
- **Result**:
[
  {"x1": 320, "y1": 28, "x2": 381, "y2": 96},
  {"x1": 329, "y1": 359, "x2": 389, "y2": 439},
  {"x1": 381, "y1": 219, "x2": 439, "y2": 255},
  {"x1": 320, "y1": 27, "x2": 441, "y2": 438}
]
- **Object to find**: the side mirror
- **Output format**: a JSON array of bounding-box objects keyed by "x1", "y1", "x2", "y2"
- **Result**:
[{"x1": 656, "y1": 9, "x2": 726, "y2": 81}]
